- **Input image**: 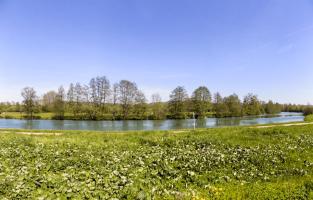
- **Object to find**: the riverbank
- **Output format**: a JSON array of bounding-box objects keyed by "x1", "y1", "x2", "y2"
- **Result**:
[
  {"x1": 0, "y1": 124, "x2": 313, "y2": 199},
  {"x1": 0, "y1": 112, "x2": 54, "y2": 120}
]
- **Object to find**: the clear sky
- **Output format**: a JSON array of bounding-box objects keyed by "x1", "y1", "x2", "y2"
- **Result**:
[{"x1": 0, "y1": 0, "x2": 312, "y2": 104}]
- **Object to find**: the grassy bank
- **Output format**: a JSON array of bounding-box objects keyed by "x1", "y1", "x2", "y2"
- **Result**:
[
  {"x1": 0, "y1": 125, "x2": 313, "y2": 199},
  {"x1": 0, "y1": 112, "x2": 54, "y2": 120}
]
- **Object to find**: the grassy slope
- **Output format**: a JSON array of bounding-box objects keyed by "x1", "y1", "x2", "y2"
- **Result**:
[{"x1": 0, "y1": 125, "x2": 313, "y2": 199}]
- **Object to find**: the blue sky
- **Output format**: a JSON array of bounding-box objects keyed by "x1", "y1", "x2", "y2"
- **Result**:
[{"x1": 0, "y1": 0, "x2": 313, "y2": 104}]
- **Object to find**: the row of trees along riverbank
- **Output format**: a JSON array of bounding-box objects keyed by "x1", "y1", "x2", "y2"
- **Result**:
[{"x1": 0, "y1": 76, "x2": 312, "y2": 120}]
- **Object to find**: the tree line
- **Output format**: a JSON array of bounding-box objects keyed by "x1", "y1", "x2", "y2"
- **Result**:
[{"x1": 0, "y1": 76, "x2": 311, "y2": 120}]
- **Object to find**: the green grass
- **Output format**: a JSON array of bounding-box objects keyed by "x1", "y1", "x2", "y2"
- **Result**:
[
  {"x1": 0, "y1": 112, "x2": 78, "y2": 120},
  {"x1": 0, "y1": 112, "x2": 24, "y2": 119},
  {"x1": 0, "y1": 112, "x2": 54, "y2": 119},
  {"x1": 0, "y1": 125, "x2": 313, "y2": 199}
]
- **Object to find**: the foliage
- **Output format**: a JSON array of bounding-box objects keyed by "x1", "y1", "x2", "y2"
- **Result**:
[
  {"x1": 304, "y1": 106, "x2": 313, "y2": 116},
  {"x1": 242, "y1": 93, "x2": 263, "y2": 116},
  {"x1": 282, "y1": 104, "x2": 309, "y2": 113},
  {"x1": 21, "y1": 87, "x2": 38, "y2": 119},
  {"x1": 0, "y1": 125, "x2": 313, "y2": 199},
  {"x1": 213, "y1": 92, "x2": 228, "y2": 118},
  {"x1": 213, "y1": 93, "x2": 242, "y2": 117},
  {"x1": 168, "y1": 86, "x2": 188, "y2": 119},
  {"x1": 223, "y1": 94, "x2": 242, "y2": 117},
  {"x1": 264, "y1": 100, "x2": 282, "y2": 114},
  {"x1": 192, "y1": 86, "x2": 212, "y2": 118},
  {"x1": 1, "y1": 76, "x2": 308, "y2": 120},
  {"x1": 305, "y1": 114, "x2": 313, "y2": 122}
]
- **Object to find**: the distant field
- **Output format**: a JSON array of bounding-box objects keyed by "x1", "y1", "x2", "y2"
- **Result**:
[
  {"x1": 0, "y1": 125, "x2": 313, "y2": 199},
  {"x1": 0, "y1": 112, "x2": 75, "y2": 120},
  {"x1": 0, "y1": 112, "x2": 54, "y2": 120}
]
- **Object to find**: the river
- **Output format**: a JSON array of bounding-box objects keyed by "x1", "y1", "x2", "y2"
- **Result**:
[{"x1": 0, "y1": 112, "x2": 304, "y2": 131}]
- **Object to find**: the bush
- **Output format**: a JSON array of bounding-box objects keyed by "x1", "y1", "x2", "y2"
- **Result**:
[
  {"x1": 304, "y1": 106, "x2": 313, "y2": 116},
  {"x1": 167, "y1": 112, "x2": 188, "y2": 119},
  {"x1": 305, "y1": 115, "x2": 313, "y2": 122},
  {"x1": 22, "y1": 115, "x2": 41, "y2": 120}
]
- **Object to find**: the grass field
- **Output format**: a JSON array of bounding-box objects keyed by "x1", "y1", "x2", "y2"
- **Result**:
[
  {"x1": 0, "y1": 112, "x2": 79, "y2": 120},
  {"x1": 0, "y1": 112, "x2": 54, "y2": 120},
  {"x1": 0, "y1": 125, "x2": 313, "y2": 199}
]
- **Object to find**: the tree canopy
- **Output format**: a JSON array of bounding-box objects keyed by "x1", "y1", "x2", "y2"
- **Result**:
[{"x1": 0, "y1": 76, "x2": 302, "y2": 120}]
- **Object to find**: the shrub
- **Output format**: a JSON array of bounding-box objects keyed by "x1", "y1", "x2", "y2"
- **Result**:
[
  {"x1": 305, "y1": 115, "x2": 313, "y2": 122},
  {"x1": 304, "y1": 106, "x2": 313, "y2": 116}
]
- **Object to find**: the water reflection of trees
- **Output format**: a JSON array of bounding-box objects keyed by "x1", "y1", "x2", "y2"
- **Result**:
[
  {"x1": 215, "y1": 118, "x2": 241, "y2": 127},
  {"x1": 23, "y1": 120, "x2": 34, "y2": 129},
  {"x1": 5, "y1": 114, "x2": 304, "y2": 131},
  {"x1": 171, "y1": 120, "x2": 186, "y2": 129},
  {"x1": 196, "y1": 119, "x2": 207, "y2": 128},
  {"x1": 151, "y1": 120, "x2": 164, "y2": 130}
]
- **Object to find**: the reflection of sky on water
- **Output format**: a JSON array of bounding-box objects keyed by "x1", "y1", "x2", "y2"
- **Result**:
[{"x1": 0, "y1": 113, "x2": 304, "y2": 131}]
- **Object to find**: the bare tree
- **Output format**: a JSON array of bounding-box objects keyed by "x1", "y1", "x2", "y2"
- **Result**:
[
  {"x1": 133, "y1": 90, "x2": 147, "y2": 119},
  {"x1": 53, "y1": 86, "x2": 66, "y2": 119},
  {"x1": 151, "y1": 93, "x2": 166, "y2": 120},
  {"x1": 72, "y1": 83, "x2": 83, "y2": 117},
  {"x1": 111, "y1": 83, "x2": 120, "y2": 119},
  {"x1": 42, "y1": 91, "x2": 57, "y2": 112},
  {"x1": 151, "y1": 93, "x2": 162, "y2": 103},
  {"x1": 117, "y1": 80, "x2": 139, "y2": 119},
  {"x1": 112, "y1": 83, "x2": 119, "y2": 105},
  {"x1": 81, "y1": 85, "x2": 90, "y2": 103},
  {"x1": 89, "y1": 76, "x2": 111, "y2": 109},
  {"x1": 168, "y1": 86, "x2": 188, "y2": 118},
  {"x1": 67, "y1": 83, "x2": 75, "y2": 103},
  {"x1": 97, "y1": 76, "x2": 111, "y2": 106}
]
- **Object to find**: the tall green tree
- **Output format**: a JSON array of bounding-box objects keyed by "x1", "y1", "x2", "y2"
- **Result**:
[
  {"x1": 21, "y1": 87, "x2": 38, "y2": 119},
  {"x1": 192, "y1": 86, "x2": 212, "y2": 118},
  {"x1": 213, "y1": 92, "x2": 228, "y2": 117},
  {"x1": 265, "y1": 100, "x2": 281, "y2": 114},
  {"x1": 303, "y1": 105, "x2": 313, "y2": 116},
  {"x1": 0, "y1": 103, "x2": 4, "y2": 114},
  {"x1": 224, "y1": 94, "x2": 242, "y2": 117},
  {"x1": 242, "y1": 93, "x2": 263, "y2": 116},
  {"x1": 168, "y1": 86, "x2": 188, "y2": 119}
]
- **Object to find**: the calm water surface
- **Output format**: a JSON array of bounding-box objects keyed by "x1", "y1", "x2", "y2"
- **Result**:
[{"x1": 0, "y1": 112, "x2": 304, "y2": 131}]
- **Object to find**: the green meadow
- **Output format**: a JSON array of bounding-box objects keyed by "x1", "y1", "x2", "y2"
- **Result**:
[{"x1": 0, "y1": 124, "x2": 313, "y2": 199}]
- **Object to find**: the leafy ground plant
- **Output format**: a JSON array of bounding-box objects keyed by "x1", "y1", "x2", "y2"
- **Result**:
[{"x1": 0, "y1": 125, "x2": 313, "y2": 199}]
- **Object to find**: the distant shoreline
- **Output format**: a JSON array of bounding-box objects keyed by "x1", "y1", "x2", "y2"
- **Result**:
[{"x1": 0, "y1": 112, "x2": 302, "y2": 121}]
